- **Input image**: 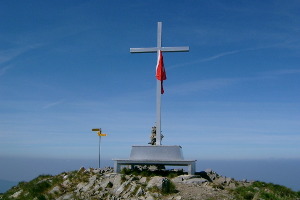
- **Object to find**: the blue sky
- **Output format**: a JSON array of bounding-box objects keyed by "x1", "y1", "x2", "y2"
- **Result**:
[{"x1": 0, "y1": 0, "x2": 299, "y2": 165}]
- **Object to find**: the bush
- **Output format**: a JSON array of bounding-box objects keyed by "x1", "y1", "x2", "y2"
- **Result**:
[
  {"x1": 232, "y1": 181, "x2": 300, "y2": 200},
  {"x1": 162, "y1": 179, "x2": 177, "y2": 194},
  {"x1": 120, "y1": 166, "x2": 184, "y2": 178},
  {"x1": 107, "y1": 181, "x2": 113, "y2": 188},
  {"x1": 29, "y1": 180, "x2": 51, "y2": 194}
]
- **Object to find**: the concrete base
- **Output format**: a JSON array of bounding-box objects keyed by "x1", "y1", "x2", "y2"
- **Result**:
[
  {"x1": 113, "y1": 145, "x2": 196, "y2": 175},
  {"x1": 130, "y1": 145, "x2": 184, "y2": 160}
]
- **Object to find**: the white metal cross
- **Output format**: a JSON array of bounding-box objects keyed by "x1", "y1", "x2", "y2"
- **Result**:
[{"x1": 130, "y1": 22, "x2": 189, "y2": 145}]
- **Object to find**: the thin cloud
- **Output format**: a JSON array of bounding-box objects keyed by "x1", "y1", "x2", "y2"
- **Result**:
[
  {"x1": 0, "y1": 44, "x2": 42, "y2": 64},
  {"x1": 0, "y1": 46, "x2": 31, "y2": 64},
  {"x1": 168, "y1": 68, "x2": 299, "y2": 95},
  {"x1": 170, "y1": 42, "x2": 293, "y2": 69},
  {"x1": 168, "y1": 78, "x2": 237, "y2": 95},
  {"x1": 198, "y1": 50, "x2": 242, "y2": 62},
  {"x1": 43, "y1": 100, "x2": 65, "y2": 109},
  {"x1": 0, "y1": 44, "x2": 42, "y2": 76},
  {"x1": 262, "y1": 69, "x2": 300, "y2": 76},
  {"x1": 0, "y1": 65, "x2": 14, "y2": 76},
  {"x1": 169, "y1": 50, "x2": 242, "y2": 69}
]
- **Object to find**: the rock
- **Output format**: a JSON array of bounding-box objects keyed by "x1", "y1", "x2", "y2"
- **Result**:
[
  {"x1": 85, "y1": 168, "x2": 91, "y2": 172},
  {"x1": 140, "y1": 177, "x2": 147, "y2": 184},
  {"x1": 174, "y1": 196, "x2": 182, "y2": 200},
  {"x1": 2, "y1": 167, "x2": 268, "y2": 200},
  {"x1": 78, "y1": 167, "x2": 85, "y2": 172},
  {"x1": 226, "y1": 177, "x2": 232, "y2": 182},
  {"x1": 129, "y1": 182, "x2": 137, "y2": 193},
  {"x1": 204, "y1": 169, "x2": 219, "y2": 181},
  {"x1": 62, "y1": 179, "x2": 70, "y2": 188},
  {"x1": 112, "y1": 174, "x2": 122, "y2": 189},
  {"x1": 115, "y1": 179, "x2": 131, "y2": 196},
  {"x1": 135, "y1": 186, "x2": 144, "y2": 196},
  {"x1": 151, "y1": 192, "x2": 160, "y2": 197},
  {"x1": 88, "y1": 175, "x2": 97, "y2": 185},
  {"x1": 76, "y1": 182, "x2": 86, "y2": 193},
  {"x1": 172, "y1": 175, "x2": 201, "y2": 183},
  {"x1": 76, "y1": 175, "x2": 97, "y2": 193},
  {"x1": 184, "y1": 178, "x2": 207, "y2": 184},
  {"x1": 123, "y1": 192, "x2": 130, "y2": 199},
  {"x1": 56, "y1": 193, "x2": 73, "y2": 200},
  {"x1": 145, "y1": 193, "x2": 155, "y2": 200},
  {"x1": 215, "y1": 176, "x2": 227, "y2": 184},
  {"x1": 10, "y1": 190, "x2": 22, "y2": 198},
  {"x1": 93, "y1": 168, "x2": 100, "y2": 173},
  {"x1": 49, "y1": 186, "x2": 60, "y2": 194},
  {"x1": 228, "y1": 182, "x2": 236, "y2": 189},
  {"x1": 146, "y1": 176, "x2": 166, "y2": 190}
]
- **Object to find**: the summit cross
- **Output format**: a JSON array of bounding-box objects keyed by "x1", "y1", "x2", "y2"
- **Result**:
[{"x1": 130, "y1": 22, "x2": 189, "y2": 145}]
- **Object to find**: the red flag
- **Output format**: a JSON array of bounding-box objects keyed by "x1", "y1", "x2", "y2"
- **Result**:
[{"x1": 155, "y1": 50, "x2": 167, "y2": 94}]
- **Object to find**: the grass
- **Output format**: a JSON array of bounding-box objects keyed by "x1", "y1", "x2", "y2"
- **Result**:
[
  {"x1": 1, "y1": 174, "x2": 55, "y2": 200},
  {"x1": 121, "y1": 174, "x2": 127, "y2": 183},
  {"x1": 107, "y1": 181, "x2": 113, "y2": 188},
  {"x1": 148, "y1": 180, "x2": 178, "y2": 195},
  {"x1": 232, "y1": 181, "x2": 300, "y2": 200},
  {"x1": 132, "y1": 185, "x2": 140, "y2": 196},
  {"x1": 161, "y1": 179, "x2": 177, "y2": 194}
]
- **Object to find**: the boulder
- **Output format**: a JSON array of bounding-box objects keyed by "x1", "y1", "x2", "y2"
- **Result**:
[
  {"x1": 78, "y1": 167, "x2": 85, "y2": 173},
  {"x1": 135, "y1": 186, "x2": 144, "y2": 196},
  {"x1": 56, "y1": 193, "x2": 73, "y2": 200},
  {"x1": 146, "y1": 176, "x2": 167, "y2": 190},
  {"x1": 172, "y1": 175, "x2": 201, "y2": 183},
  {"x1": 49, "y1": 186, "x2": 60, "y2": 194},
  {"x1": 184, "y1": 178, "x2": 207, "y2": 184},
  {"x1": 115, "y1": 180, "x2": 131, "y2": 196},
  {"x1": 140, "y1": 177, "x2": 147, "y2": 184},
  {"x1": 10, "y1": 190, "x2": 22, "y2": 198},
  {"x1": 62, "y1": 179, "x2": 70, "y2": 188}
]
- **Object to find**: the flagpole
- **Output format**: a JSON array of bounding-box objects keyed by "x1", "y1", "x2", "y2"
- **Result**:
[
  {"x1": 156, "y1": 22, "x2": 162, "y2": 146},
  {"x1": 99, "y1": 135, "x2": 101, "y2": 168}
]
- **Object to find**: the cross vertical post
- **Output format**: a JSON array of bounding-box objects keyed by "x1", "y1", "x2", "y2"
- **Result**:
[
  {"x1": 156, "y1": 22, "x2": 162, "y2": 145},
  {"x1": 130, "y1": 22, "x2": 189, "y2": 146}
]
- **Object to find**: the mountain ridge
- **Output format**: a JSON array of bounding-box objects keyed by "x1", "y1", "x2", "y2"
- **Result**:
[{"x1": 1, "y1": 166, "x2": 299, "y2": 200}]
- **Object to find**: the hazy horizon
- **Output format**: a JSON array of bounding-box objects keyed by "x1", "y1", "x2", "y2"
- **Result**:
[{"x1": 0, "y1": 156, "x2": 299, "y2": 192}]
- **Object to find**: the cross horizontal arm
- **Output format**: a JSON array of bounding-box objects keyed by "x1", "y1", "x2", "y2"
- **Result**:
[
  {"x1": 130, "y1": 46, "x2": 189, "y2": 53},
  {"x1": 130, "y1": 47, "x2": 157, "y2": 53},
  {"x1": 162, "y1": 47, "x2": 189, "y2": 52}
]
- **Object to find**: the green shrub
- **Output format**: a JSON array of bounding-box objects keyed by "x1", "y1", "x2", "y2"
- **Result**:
[
  {"x1": 120, "y1": 167, "x2": 184, "y2": 178},
  {"x1": 132, "y1": 186, "x2": 140, "y2": 195},
  {"x1": 120, "y1": 167, "x2": 131, "y2": 175},
  {"x1": 148, "y1": 186, "x2": 160, "y2": 193},
  {"x1": 232, "y1": 181, "x2": 300, "y2": 200},
  {"x1": 162, "y1": 180, "x2": 177, "y2": 194},
  {"x1": 107, "y1": 181, "x2": 113, "y2": 188},
  {"x1": 29, "y1": 180, "x2": 51, "y2": 194},
  {"x1": 121, "y1": 175, "x2": 127, "y2": 183}
]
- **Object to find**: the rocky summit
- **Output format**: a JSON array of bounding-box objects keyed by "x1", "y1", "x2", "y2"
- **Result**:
[{"x1": 1, "y1": 167, "x2": 299, "y2": 200}]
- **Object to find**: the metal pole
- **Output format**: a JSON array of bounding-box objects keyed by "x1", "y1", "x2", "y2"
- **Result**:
[
  {"x1": 99, "y1": 136, "x2": 101, "y2": 168},
  {"x1": 156, "y1": 22, "x2": 162, "y2": 146}
]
